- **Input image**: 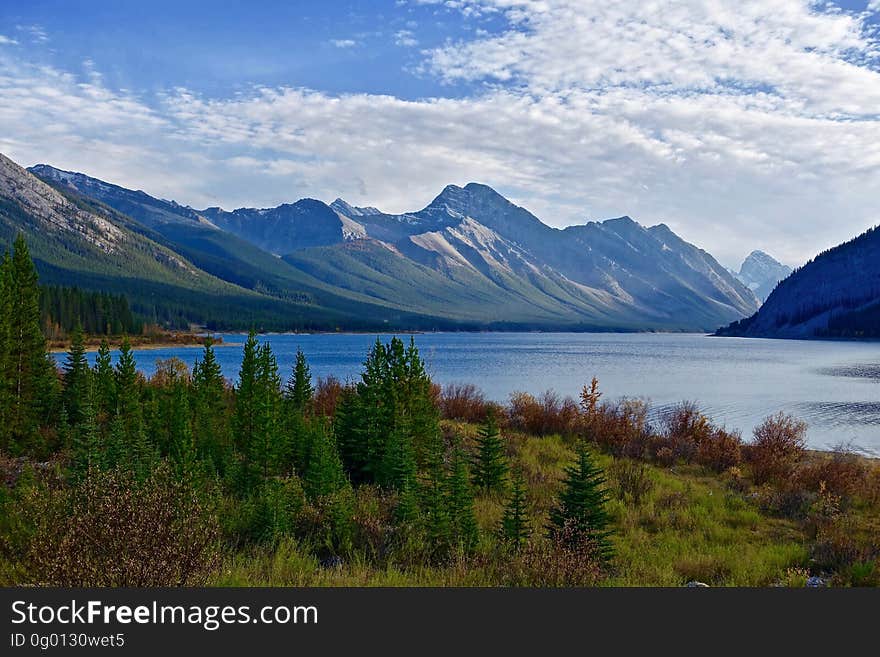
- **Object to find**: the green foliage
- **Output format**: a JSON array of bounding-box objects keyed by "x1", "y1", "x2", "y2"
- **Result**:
[
  {"x1": 285, "y1": 348, "x2": 313, "y2": 414},
  {"x1": 92, "y1": 339, "x2": 116, "y2": 423},
  {"x1": 40, "y1": 285, "x2": 139, "y2": 337},
  {"x1": 303, "y1": 422, "x2": 348, "y2": 501},
  {"x1": 69, "y1": 381, "x2": 104, "y2": 483},
  {"x1": 548, "y1": 442, "x2": 614, "y2": 564},
  {"x1": 62, "y1": 324, "x2": 91, "y2": 430},
  {"x1": 0, "y1": 235, "x2": 57, "y2": 456},
  {"x1": 192, "y1": 338, "x2": 230, "y2": 474},
  {"x1": 499, "y1": 470, "x2": 531, "y2": 550},
  {"x1": 446, "y1": 447, "x2": 479, "y2": 552},
  {"x1": 0, "y1": 238, "x2": 870, "y2": 588},
  {"x1": 472, "y1": 408, "x2": 508, "y2": 493},
  {"x1": 335, "y1": 336, "x2": 440, "y2": 488}
]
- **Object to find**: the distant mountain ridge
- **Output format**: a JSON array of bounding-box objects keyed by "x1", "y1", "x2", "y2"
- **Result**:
[
  {"x1": 717, "y1": 226, "x2": 880, "y2": 338},
  {"x1": 733, "y1": 250, "x2": 792, "y2": 302},
  {"x1": 19, "y1": 158, "x2": 761, "y2": 331}
]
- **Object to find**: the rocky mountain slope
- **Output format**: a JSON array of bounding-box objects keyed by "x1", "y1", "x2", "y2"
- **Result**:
[
  {"x1": 24, "y1": 160, "x2": 760, "y2": 331},
  {"x1": 733, "y1": 250, "x2": 792, "y2": 302}
]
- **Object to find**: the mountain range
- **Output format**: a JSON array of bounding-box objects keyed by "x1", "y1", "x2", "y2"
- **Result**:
[
  {"x1": 3, "y1": 152, "x2": 762, "y2": 332},
  {"x1": 731, "y1": 250, "x2": 792, "y2": 302}
]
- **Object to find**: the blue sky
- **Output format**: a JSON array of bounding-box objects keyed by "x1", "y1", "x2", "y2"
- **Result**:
[
  {"x1": 3, "y1": 0, "x2": 880, "y2": 267},
  {"x1": 0, "y1": 0, "x2": 506, "y2": 98}
]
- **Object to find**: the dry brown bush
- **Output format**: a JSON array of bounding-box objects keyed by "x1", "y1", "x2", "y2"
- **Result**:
[
  {"x1": 150, "y1": 357, "x2": 191, "y2": 387},
  {"x1": 23, "y1": 466, "x2": 220, "y2": 586},
  {"x1": 695, "y1": 428, "x2": 743, "y2": 473},
  {"x1": 497, "y1": 523, "x2": 604, "y2": 586},
  {"x1": 440, "y1": 383, "x2": 489, "y2": 423},
  {"x1": 313, "y1": 376, "x2": 345, "y2": 417},
  {"x1": 586, "y1": 398, "x2": 650, "y2": 458},
  {"x1": 746, "y1": 413, "x2": 807, "y2": 485},
  {"x1": 795, "y1": 446, "x2": 869, "y2": 502}
]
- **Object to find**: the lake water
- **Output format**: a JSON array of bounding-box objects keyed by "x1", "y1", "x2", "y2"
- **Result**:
[{"x1": 77, "y1": 332, "x2": 880, "y2": 454}]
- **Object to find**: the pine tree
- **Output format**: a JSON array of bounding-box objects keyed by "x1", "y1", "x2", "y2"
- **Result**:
[
  {"x1": 400, "y1": 337, "x2": 442, "y2": 470},
  {"x1": 303, "y1": 422, "x2": 348, "y2": 500},
  {"x1": 70, "y1": 380, "x2": 103, "y2": 483},
  {"x1": 548, "y1": 443, "x2": 613, "y2": 563},
  {"x1": 283, "y1": 348, "x2": 313, "y2": 473},
  {"x1": 169, "y1": 382, "x2": 197, "y2": 480},
  {"x1": 472, "y1": 408, "x2": 508, "y2": 493},
  {"x1": 0, "y1": 250, "x2": 10, "y2": 449},
  {"x1": 92, "y1": 338, "x2": 116, "y2": 425},
  {"x1": 234, "y1": 331, "x2": 259, "y2": 454},
  {"x1": 499, "y1": 470, "x2": 531, "y2": 550},
  {"x1": 446, "y1": 447, "x2": 479, "y2": 552},
  {"x1": 114, "y1": 337, "x2": 153, "y2": 476},
  {"x1": 253, "y1": 342, "x2": 283, "y2": 479},
  {"x1": 62, "y1": 323, "x2": 91, "y2": 429},
  {"x1": 192, "y1": 338, "x2": 229, "y2": 473},
  {"x1": 2, "y1": 235, "x2": 53, "y2": 454},
  {"x1": 285, "y1": 348, "x2": 313, "y2": 414},
  {"x1": 379, "y1": 425, "x2": 417, "y2": 491},
  {"x1": 419, "y1": 461, "x2": 451, "y2": 558}
]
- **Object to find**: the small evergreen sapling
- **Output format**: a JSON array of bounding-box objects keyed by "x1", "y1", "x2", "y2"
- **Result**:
[
  {"x1": 499, "y1": 469, "x2": 531, "y2": 550},
  {"x1": 472, "y1": 408, "x2": 508, "y2": 493},
  {"x1": 549, "y1": 442, "x2": 614, "y2": 564}
]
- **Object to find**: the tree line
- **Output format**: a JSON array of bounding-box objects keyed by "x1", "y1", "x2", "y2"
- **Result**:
[{"x1": 40, "y1": 285, "x2": 141, "y2": 338}]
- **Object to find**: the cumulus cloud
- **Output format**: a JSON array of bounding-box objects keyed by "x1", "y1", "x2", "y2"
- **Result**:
[
  {"x1": 330, "y1": 38, "x2": 358, "y2": 48},
  {"x1": 4, "y1": 1, "x2": 880, "y2": 266},
  {"x1": 0, "y1": 35, "x2": 18, "y2": 45}
]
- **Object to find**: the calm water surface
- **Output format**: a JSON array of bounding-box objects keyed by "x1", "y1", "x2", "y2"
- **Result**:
[{"x1": 80, "y1": 333, "x2": 880, "y2": 453}]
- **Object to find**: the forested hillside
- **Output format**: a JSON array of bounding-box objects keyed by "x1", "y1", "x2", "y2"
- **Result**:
[{"x1": 718, "y1": 226, "x2": 880, "y2": 338}]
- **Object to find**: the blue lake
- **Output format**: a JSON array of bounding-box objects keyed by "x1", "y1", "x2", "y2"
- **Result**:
[{"x1": 74, "y1": 332, "x2": 880, "y2": 453}]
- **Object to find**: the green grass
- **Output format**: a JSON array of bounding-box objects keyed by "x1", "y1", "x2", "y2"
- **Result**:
[{"x1": 211, "y1": 423, "x2": 814, "y2": 587}]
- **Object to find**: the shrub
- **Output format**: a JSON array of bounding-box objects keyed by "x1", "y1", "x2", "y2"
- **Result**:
[
  {"x1": 652, "y1": 402, "x2": 742, "y2": 471},
  {"x1": 23, "y1": 466, "x2": 220, "y2": 586},
  {"x1": 695, "y1": 428, "x2": 743, "y2": 473},
  {"x1": 795, "y1": 445, "x2": 868, "y2": 502},
  {"x1": 245, "y1": 475, "x2": 307, "y2": 544},
  {"x1": 746, "y1": 413, "x2": 807, "y2": 485},
  {"x1": 313, "y1": 376, "x2": 345, "y2": 418},
  {"x1": 587, "y1": 398, "x2": 650, "y2": 458},
  {"x1": 866, "y1": 465, "x2": 880, "y2": 508},
  {"x1": 659, "y1": 401, "x2": 713, "y2": 462},
  {"x1": 608, "y1": 459, "x2": 654, "y2": 505},
  {"x1": 440, "y1": 383, "x2": 489, "y2": 423},
  {"x1": 350, "y1": 485, "x2": 394, "y2": 562},
  {"x1": 507, "y1": 390, "x2": 580, "y2": 436},
  {"x1": 756, "y1": 481, "x2": 815, "y2": 520},
  {"x1": 809, "y1": 513, "x2": 878, "y2": 575},
  {"x1": 499, "y1": 524, "x2": 604, "y2": 586}
]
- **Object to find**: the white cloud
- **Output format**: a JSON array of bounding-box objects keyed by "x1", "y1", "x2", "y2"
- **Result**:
[
  {"x1": 0, "y1": 35, "x2": 18, "y2": 46},
  {"x1": 16, "y1": 24, "x2": 49, "y2": 44},
  {"x1": 394, "y1": 30, "x2": 419, "y2": 47},
  {"x1": 4, "y1": 1, "x2": 880, "y2": 267},
  {"x1": 330, "y1": 39, "x2": 357, "y2": 48}
]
